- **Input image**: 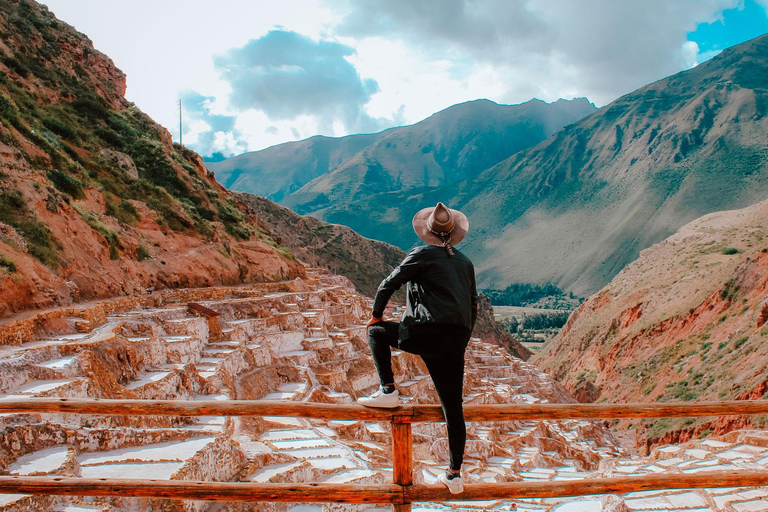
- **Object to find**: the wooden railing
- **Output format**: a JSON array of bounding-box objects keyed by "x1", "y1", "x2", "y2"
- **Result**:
[{"x1": 3, "y1": 398, "x2": 768, "y2": 511}]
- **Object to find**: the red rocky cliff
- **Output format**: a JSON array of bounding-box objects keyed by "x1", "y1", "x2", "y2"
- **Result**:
[{"x1": 0, "y1": 0, "x2": 304, "y2": 317}]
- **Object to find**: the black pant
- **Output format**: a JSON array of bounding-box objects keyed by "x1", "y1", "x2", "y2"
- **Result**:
[{"x1": 367, "y1": 321, "x2": 468, "y2": 471}]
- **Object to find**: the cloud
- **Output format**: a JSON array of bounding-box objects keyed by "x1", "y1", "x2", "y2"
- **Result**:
[
  {"x1": 213, "y1": 30, "x2": 390, "y2": 133},
  {"x1": 333, "y1": 0, "x2": 741, "y2": 105},
  {"x1": 338, "y1": 0, "x2": 550, "y2": 57},
  {"x1": 181, "y1": 90, "x2": 247, "y2": 157}
]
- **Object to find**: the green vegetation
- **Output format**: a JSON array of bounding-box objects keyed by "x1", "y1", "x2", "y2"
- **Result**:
[
  {"x1": 734, "y1": 336, "x2": 749, "y2": 350},
  {"x1": 502, "y1": 311, "x2": 570, "y2": 332},
  {"x1": 482, "y1": 283, "x2": 581, "y2": 308},
  {"x1": 136, "y1": 245, "x2": 151, "y2": 261},
  {"x1": 74, "y1": 205, "x2": 121, "y2": 260},
  {"x1": 722, "y1": 247, "x2": 740, "y2": 255},
  {"x1": 104, "y1": 194, "x2": 139, "y2": 225},
  {"x1": 0, "y1": 253, "x2": 16, "y2": 274},
  {"x1": 720, "y1": 279, "x2": 741, "y2": 302},
  {"x1": 0, "y1": 8, "x2": 254, "y2": 247},
  {"x1": 47, "y1": 170, "x2": 85, "y2": 200},
  {"x1": 0, "y1": 190, "x2": 59, "y2": 266}
]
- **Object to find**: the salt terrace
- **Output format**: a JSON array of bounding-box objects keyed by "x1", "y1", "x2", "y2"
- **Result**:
[{"x1": 1, "y1": 270, "x2": 768, "y2": 511}]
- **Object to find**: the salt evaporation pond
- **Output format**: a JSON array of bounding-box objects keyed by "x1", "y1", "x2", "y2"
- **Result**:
[
  {"x1": 80, "y1": 461, "x2": 184, "y2": 479},
  {"x1": 0, "y1": 495, "x2": 28, "y2": 506},
  {"x1": 124, "y1": 371, "x2": 170, "y2": 389},
  {"x1": 14, "y1": 379, "x2": 71, "y2": 394},
  {"x1": 38, "y1": 356, "x2": 76, "y2": 369},
  {"x1": 9, "y1": 445, "x2": 68, "y2": 475},
  {"x1": 249, "y1": 461, "x2": 304, "y2": 483},
  {"x1": 78, "y1": 436, "x2": 213, "y2": 465}
]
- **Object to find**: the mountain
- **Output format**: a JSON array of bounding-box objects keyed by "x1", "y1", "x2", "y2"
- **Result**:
[
  {"x1": 282, "y1": 98, "x2": 597, "y2": 213},
  {"x1": 533, "y1": 196, "x2": 768, "y2": 443},
  {"x1": 208, "y1": 97, "x2": 597, "y2": 211},
  {"x1": 234, "y1": 192, "x2": 405, "y2": 298},
  {"x1": 209, "y1": 131, "x2": 392, "y2": 203},
  {"x1": 310, "y1": 33, "x2": 768, "y2": 297},
  {"x1": 0, "y1": 0, "x2": 398, "y2": 318}
]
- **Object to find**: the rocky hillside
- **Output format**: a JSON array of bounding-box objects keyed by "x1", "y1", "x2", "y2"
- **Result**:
[
  {"x1": 295, "y1": 34, "x2": 768, "y2": 297},
  {"x1": 234, "y1": 191, "x2": 404, "y2": 298},
  {"x1": 0, "y1": 0, "x2": 408, "y2": 318},
  {"x1": 209, "y1": 97, "x2": 597, "y2": 212},
  {"x1": 534, "y1": 197, "x2": 768, "y2": 443}
]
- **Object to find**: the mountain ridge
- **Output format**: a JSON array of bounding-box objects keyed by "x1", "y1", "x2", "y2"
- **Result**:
[
  {"x1": 298, "y1": 33, "x2": 768, "y2": 296},
  {"x1": 208, "y1": 96, "x2": 598, "y2": 211}
]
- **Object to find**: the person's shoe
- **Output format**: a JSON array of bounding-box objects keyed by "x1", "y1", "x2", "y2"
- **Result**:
[
  {"x1": 437, "y1": 469, "x2": 464, "y2": 494},
  {"x1": 356, "y1": 387, "x2": 400, "y2": 408}
]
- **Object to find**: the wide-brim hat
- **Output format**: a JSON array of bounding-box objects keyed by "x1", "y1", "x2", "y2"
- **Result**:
[{"x1": 412, "y1": 202, "x2": 469, "y2": 247}]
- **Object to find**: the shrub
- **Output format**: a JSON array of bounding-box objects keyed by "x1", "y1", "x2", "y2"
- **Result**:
[
  {"x1": 42, "y1": 118, "x2": 75, "y2": 139},
  {"x1": 0, "y1": 191, "x2": 59, "y2": 266},
  {"x1": 0, "y1": 253, "x2": 16, "y2": 274},
  {"x1": 722, "y1": 247, "x2": 740, "y2": 255},
  {"x1": 74, "y1": 204, "x2": 121, "y2": 260},
  {"x1": 128, "y1": 138, "x2": 189, "y2": 198},
  {"x1": 734, "y1": 336, "x2": 749, "y2": 350},
  {"x1": 224, "y1": 221, "x2": 253, "y2": 241},
  {"x1": 720, "y1": 279, "x2": 740, "y2": 302},
  {"x1": 16, "y1": 221, "x2": 59, "y2": 266},
  {"x1": 105, "y1": 194, "x2": 139, "y2": 225},
  {"x1": 136, "y1": 245, "x2": 151, "y2": 261},
  {"x1": 47, "y1": 170, "x2": 86, "y2": 200},
  {"x1": 70, "y1": 95, "x2": 109, "y2": 120},
  {"x1": 1, "y1": 56, "x2": 28, "y2": 78}
]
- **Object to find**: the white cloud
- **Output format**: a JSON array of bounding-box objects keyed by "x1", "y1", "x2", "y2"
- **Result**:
[{"x1": 40, "y1": 0, "x2": 749, "y2": 156}]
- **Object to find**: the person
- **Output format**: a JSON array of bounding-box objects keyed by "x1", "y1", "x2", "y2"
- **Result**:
[{"x1": 357, "y1": 202, "x2": 477, "y2": 494}]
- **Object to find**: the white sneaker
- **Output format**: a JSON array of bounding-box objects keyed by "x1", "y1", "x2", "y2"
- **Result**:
[
  {"x1": 356, "y1": 388, "x2": 400, "y2": 408},
  {"x1": 437, "y1": 471, "x2": 464, "y2": 494}
]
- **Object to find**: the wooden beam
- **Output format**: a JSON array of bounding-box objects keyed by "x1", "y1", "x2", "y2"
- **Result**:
[
  {"x1": 0, "y1": 477, "x2": 402, "y2": 503},
  {"x1": 188, "y1": 303, "x2": 220, "y2": 317},
  {"x1": 405, "y1": 470, "x2": 768, "y2": 501},
  {"x1": 392, "y1": 421, "x2": 413, "y2": 486},
  {"x1": 0, "y1": 399, "x2": 404, "y2": 420},
  {"x1": 5, "y1": 398, "x2": 768, "y2": 422},
  {"x1": 3, "y1": 471, "x2": 768, "y2": 502}
]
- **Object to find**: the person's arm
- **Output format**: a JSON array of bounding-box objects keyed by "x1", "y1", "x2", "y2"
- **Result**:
[{"x1": 371, "y1": 249, "x2": 422, "y2": 318}]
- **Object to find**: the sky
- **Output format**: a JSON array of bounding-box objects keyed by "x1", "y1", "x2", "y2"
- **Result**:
[{"x1": 40, "y1": 0, "x2": 768, "y2": 160}]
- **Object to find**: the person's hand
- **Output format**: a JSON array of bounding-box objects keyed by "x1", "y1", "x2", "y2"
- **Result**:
[{"x1": 366, "y1": 316, "x2": 383, "y2": 329}]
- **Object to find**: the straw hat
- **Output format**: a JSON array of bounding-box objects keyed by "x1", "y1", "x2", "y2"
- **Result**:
[{"x1": 412, "y1": 202, "x2": 469, "y2": 247}]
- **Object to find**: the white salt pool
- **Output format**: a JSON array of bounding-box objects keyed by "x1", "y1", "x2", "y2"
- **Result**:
[
  {"x1": 249, "y1": 461, "x2": 304, "y2": 483},
  {"x1": 124, "y1": 371, "x2": 170, "y2": 389},
  {"x1": 14, "y1": 380, "x2": 71, "y2": 394},
  {"x1": 8, "y1": 445, "x2": 68, "y2": 475},
  {"x1": 37, "y1": 356, "x2": 76, "y2": 369},
  {"x1": 80, "y1": 461, "x2": 184, "y2": 479},
  {"x1": 78, "y1": 437, "x2": 214, "y2": 465}
]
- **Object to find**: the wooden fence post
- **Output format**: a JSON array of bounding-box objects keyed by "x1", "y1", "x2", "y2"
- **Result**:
[{"x1": 392, "y1": 417, "x2": 413, "y2": 512}]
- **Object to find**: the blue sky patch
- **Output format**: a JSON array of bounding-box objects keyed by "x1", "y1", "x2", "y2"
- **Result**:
[{"x1": 688, "y1": 0, "x2": 768, "y2": 61}]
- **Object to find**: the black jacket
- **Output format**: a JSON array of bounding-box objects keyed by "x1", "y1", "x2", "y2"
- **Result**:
[{"x1": 372, "y1": 245, "x2": 478, "y2": 341}]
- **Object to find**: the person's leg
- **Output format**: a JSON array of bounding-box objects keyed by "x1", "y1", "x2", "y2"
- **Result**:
[
  {"x1": 421, "y1": 340, "x2": 468, "y2": 471},
  {"x1": 367, "y1": 321, "x2": 400, "y2": 387}
]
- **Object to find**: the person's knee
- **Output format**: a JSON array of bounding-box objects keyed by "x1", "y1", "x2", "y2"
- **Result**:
[{"x1": 368, "y1": 325, "x2": 387, "y2": 343}]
